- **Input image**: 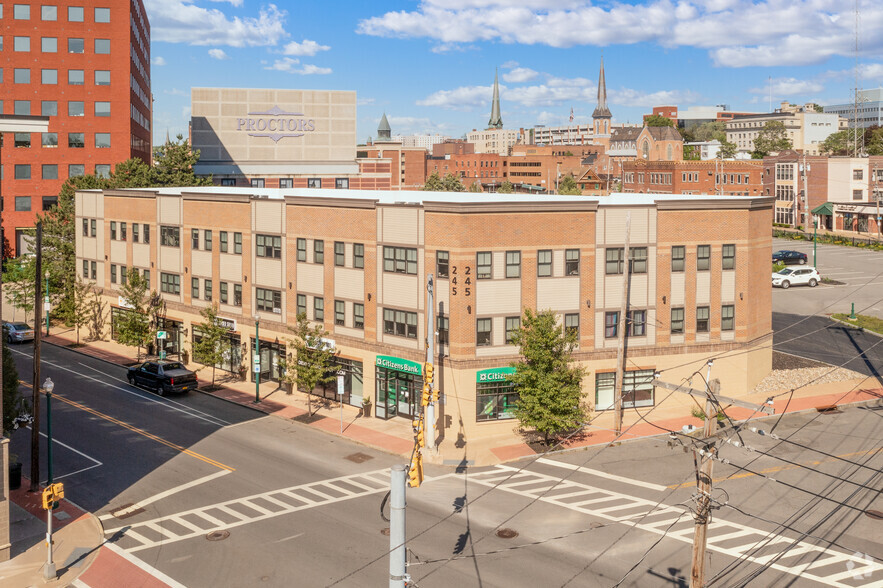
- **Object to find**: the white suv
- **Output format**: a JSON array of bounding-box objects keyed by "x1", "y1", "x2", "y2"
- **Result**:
[{"x1": 772, "y1": 267, "x2": 821, "y2": 289}]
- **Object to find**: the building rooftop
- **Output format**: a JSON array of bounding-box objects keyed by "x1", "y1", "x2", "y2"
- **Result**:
[{"x1": 101, "y1": 186, "x2": 765, "y2": 207}]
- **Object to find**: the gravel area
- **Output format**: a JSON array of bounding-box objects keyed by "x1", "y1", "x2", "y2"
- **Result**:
[{"x1": 750, "y1": 352, "x2": 865, "y2": 396}]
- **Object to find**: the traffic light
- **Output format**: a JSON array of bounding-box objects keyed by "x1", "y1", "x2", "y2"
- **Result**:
[
  {"x1": 422, "y1": 382, "x2": 431, "y2": 406},
  {"x1": 407, "y1": 452, "x2": 424, "y2": 488},
  {"x1": 51, "y1": 483, "x2": 64, "y2": 501},
  {"x1": 424, "y1": 363, "x2": 434, "y2": 385},
  {"x1": 431, "y1": 387, "x2": 439, "y2": 403},
  {"x1": 413, "y1": 418, "x2": 425, "y2": 448},
  {"x1": 41, "y1": 487, "x2": 53, "y2": 510}
]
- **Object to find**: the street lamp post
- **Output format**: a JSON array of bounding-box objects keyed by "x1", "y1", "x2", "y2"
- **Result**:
[
  {"x1": 254, "y1": 314, "x2": 261, "y2": 403},
  {"x1": 44, "y1": 270, "x2": 50, "y2": 336},
  {"x1": 43, "y1": 377, "x2": 55, "y2": 580},
  {"x1": 813, "y1": 215, "x2": 818, "y2": 268}
]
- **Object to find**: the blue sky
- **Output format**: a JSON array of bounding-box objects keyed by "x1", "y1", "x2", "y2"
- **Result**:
[{"x1": 146, "y1": 0, "x2": 883, "y2": 146}]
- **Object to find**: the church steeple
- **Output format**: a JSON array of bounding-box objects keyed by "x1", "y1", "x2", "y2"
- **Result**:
[
  {"x1": 592, "y1": 57, "x2": 611, "y2": 120},
  {"x1": 377, "y1": 113, "x2": 391, "y2": 140},
  {"x1": 488, "y1": 69, "x2": 503, "y2": 129}
]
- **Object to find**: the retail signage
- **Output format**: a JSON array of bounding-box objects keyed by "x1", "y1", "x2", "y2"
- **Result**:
[
  {"x1": 236, "y1": 105, "x2": 316, "y2": 143},
  {"x1": 375, "y1": 355, "x2": 422, "y2": 376},
  {"x1": 476, "y1": 367, "x2": 516, "y2": 383},
  {"x1": 118, "y1": 296, "x2": 134, "y2": 309},
  {"x1": 219, "y1": 317, "x2": 237, "y2": 331}
]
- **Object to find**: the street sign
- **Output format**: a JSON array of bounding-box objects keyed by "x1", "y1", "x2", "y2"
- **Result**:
[
  {"x1": 253, "y1": 354, "x2": 260, "y2": 364},
  {"x1": 337, "y1": 374, "x2": 344, "y2": 396},
  {"x1": 156, "y1": 331, "x2": 168, "y2": 339},
  {"x1": 253, "y1": 363, "x2": 260, "y2": 373},
  {"x1": 43, "y1": 301, "x2": 51, "y2": 311}
]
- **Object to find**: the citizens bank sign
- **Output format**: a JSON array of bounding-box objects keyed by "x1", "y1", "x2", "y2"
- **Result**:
[{"x1": 236, "y1": 105, "x2": 316, "y2": 143}]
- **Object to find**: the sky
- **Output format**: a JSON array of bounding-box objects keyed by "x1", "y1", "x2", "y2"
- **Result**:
[{"x1": 145, "y1": 0, "x2": 883, "y2": 146}]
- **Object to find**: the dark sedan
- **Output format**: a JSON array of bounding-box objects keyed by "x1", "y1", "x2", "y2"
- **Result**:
[
  {"x1": 772, "y1": 250, "x2": 808, "y2": 265},
  {"x1": 127, "y1": 360, "x2": 198, "y2": 396}
]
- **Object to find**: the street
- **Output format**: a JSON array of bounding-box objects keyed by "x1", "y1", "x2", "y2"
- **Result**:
[{"x1": 8, "y1": 343, "x2": 882, "y2": 586}]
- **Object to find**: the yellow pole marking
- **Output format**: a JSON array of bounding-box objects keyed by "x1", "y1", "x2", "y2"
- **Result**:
[
  {"x1": 21, "y1": 380, "x2": 234, "y2": 472},
  {"x1": 667, "y1": 447, "x2": 882, "y2": 489}
]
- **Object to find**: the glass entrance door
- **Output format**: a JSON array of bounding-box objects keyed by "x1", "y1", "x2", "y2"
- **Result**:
[{"x1": 375, "y1": 368, "x2": 420, "y2": 420}]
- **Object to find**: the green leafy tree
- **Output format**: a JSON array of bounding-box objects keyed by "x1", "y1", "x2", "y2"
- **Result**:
[
  {"x1": 719, "y1": 139, "x2": 738, "y2": 159},
  {"x1": 442, "y1": 172, "x2": 466, "y2": 192},
  {"x1": 114, "y1": 269, "x2": 154, "y2": 360},
  {"x1": 645, "y1": 114, "x2": 674, "y2": 127},
  {"x1": 866, "y1": 126, "x2": 883, "y2": 156},
  {"x1": 820, "y1": 128, "x2": 862, "y2": 156},
  {"x1": 192, "y1": 303, "x2": 228, "y2": 389},
  {"x1": 69, "y1": 276, "x2": 94, "y2": 346},
  {"x1": 509, "y1": 308, "x2": 587, "y2": 445},
  {"x1": 110, "y1": 157, "x2": 153, "y2": 187},
  {"x1": 423, "y1": 171, "x2": 445, "y2": 191},
  {"x1": 2, "y1": 339, "x2": 26, "y2": 436},
  {"x1": 692, "y1": 121, "x2": 726, "y2": 143},
  {"x1": 3, "y1": 255, "x2": 36, "y2": 322},
  {"x1": 279, "y1": 313, "x2": 339, "y2": 416},
  {"x1": 468, "y1": 180, "x2": 483, "y2": 193},
  {"x1": 150, "y1": 135, "x2": 213, "y2": 187},
  {"x1": 557, "y1": 174, "x2": 582, "y2": 195},
  {"x1": 751, "y1": 121, "x2": 793, "y2": 158},
  {"x1": 497, "y1": 180, "x2": 515, "y2": 194}
]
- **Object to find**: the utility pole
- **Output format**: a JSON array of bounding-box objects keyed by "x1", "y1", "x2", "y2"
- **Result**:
[
  {"x1": 613, "y1": 211, "x2": 631, "y2": 438},
  {"x1": 690, "y1": 363, "x2": 719, "y2": 588},
  {"x1": 389, "y1": 465, "x2": 407, "y2": 588},
  {"x1": 425, "y1": 274, "x2": 436, "y2": 452},
  {"x1": 874, "y1": 163, "x2": 880, "y2": 241},
  {"x1": 30, "y1": 222, "x2": 43, "y2": 493},
  {"x1": 801, "y1": 152, "x2": 810, "y2": 232}
]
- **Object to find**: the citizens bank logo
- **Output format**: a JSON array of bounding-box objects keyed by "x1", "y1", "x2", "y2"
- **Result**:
[
  {"x1": 846, "y1": 552, "x2": 874, "y2": 580},
  {"x1": 236, "y1": 105, "x2": 315, "y2": 143}
]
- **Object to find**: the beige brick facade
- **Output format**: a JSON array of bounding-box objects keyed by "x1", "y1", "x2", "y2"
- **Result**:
[{"x1": 76, "y1": 188, "x2": 774, "y2": 457}]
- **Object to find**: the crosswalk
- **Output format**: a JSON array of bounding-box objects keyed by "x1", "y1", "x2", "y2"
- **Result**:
[
  {"x1": 468, "y1": 465, "x2": 883, "y2": 588},
  {"x1": 104, "y1": 469, "x2": 393, "y2": 553}
]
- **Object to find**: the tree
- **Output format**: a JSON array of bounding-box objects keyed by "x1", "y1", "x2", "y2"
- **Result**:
[
  {"x1": 278, "y1": 313, "x2": 339, "y2": 416},
  {"x1": 557, "y1": 174, "x2": 582, "y2": 195},
  {"x1": 719, "y1": 139, "x2": 738, "y2": 159},
  {"x1": 468, "y1": 180, "x2": 483, "y2": 193},
  {"x1": 110, "y1": 157, "x2": 152, "y2": 188},
  {"x1": 2, "y1": 339, "x2": 27, "y2": 436},
  {"x1": 751, "y1": 121, "x2": 792, "y2": 158},
  {"x1": 497, "y1": 180, "x2": 515, "y2": 194},
  {"x1": 423, "y1": 171, "x2": 445, "y2": 191},
  {"x1": 3, "y1": 255, "x2": 36, "y2": 322},
  {"x1": 820, "y1": 128, "x2": 862, "y2": 156},
  {"x1": 150, "y1": 135, "x2": 213, "y2": 187},
  {"x1": 442, "y1": 172, "x2": 466, "y2": 192},
  {"x1": 645, "y1": 114, "x2": 674, "y2": 127},
  {"x1": 114, "y1": 269, "x2": 154, "y2": 361},
  {"x1": 867, "y1": 126, "x2": 883, "y2": 156},
  {"x1": 509, "y1": 308, "x2": 587, "y2": 445},
  {"x1": 692, "y1": 121, "x2": 726, "y2": 143},
  {"x1": 192, "y1": 303, "x2": 228, "y2": 389},
  {"x1": 69, "y1": 276, "x2": 94, "y2": 346}
]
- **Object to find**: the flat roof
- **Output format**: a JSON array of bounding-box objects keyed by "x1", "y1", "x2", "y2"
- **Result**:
[
  {"x1": 109, "y1": 186, "x2": 763, "y2": 206},
  {"x1": 135, "y1": 186, "x2": 763, "y2": 207}
]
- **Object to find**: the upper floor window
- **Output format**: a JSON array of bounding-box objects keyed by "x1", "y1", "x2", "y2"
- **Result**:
[
  {"x1": 234, "y1": 232, "x2": 242, "y2": 254},
  {"x1": 94, "y1": 7, "x2": 110, "y2": 22},
  {"x1": 565, "y1": 313, "x2": 579, "y2": 339},
  {"x1": 14, "y1": 4, "x2": 30, "y2": 19},
  {"x1": 94, "y1": 39, "x2": 110, "y2": 54},
  {"x1": 307, "y1": 178, "x2": 321, "y2": 188},
  {"x1": 476, "y1": 318, "x2": 492, "y2": 346},
  {"x1": 296, "y1": 238, "x2": 307, "y2": 262},
  {"x1": 256, "y1": 288, "x2": 281, "y2": 313},
  {"x1": 68, "y1": 38, "x2": 84, "y2": 53},
  {"x1": 220, "y1": 232, "x2": 228, "y2": 253},
  {"x1": 721, "y1": 305, "x2": 735, "y2": 331},
  {"x1": 383, "y1": 246, "x2": 417, "y2": 275},
  {"x1": 506, "y1": 251, "x2": 521, "y2": 278},
  {"x1": 436, "y1": 250, "x2": 449, "y2": 278},
  {"x1": 334, "y1": 300, "x2": 345, "y2": 326},
  {"x1": 354, "y1": 243, "x2": 365, "y2": 269},
  {"x1": 335, "y1": 178, "x2": 349, "y2": 189},
  {"x1": 696, "y1": 306, "x2": 710, "y2": 332},
  {"x1": 256, "y1": 234, "x2": 282, "y2": 258},
  {"x1": 565, "y1": 249, "x2": 579, "y2": 276},
  {"x1": 160, "y1": 273, "x2": 181, "y2": 294},
  {"x1": 314, "y1": 240, "x2": 324, "y2": 264},
  {"x1": 354, "y1": 303, "x2": 365, "y2": 329},
  {"x1": 505, "y1": 317, "x2": 520, "y2": 344},
  {"x1": 191, "y1": 229, "x2": 200, "y2": 250},
  {"x1": 604, "y1": 311, "x2": 619, "y2": 338},
  {"x1": 697, "y1": 245, "x2": 711, "y2": 271},
  {"x1": 41, "y1": 6, "x2": 57, "y2": 20},
  {"x1": 537, "y1": 250, "x2": 552, "y2": 277},
  {"x1": 671, "y1": 246, "x2": 685, "y2": 272},
  {"x1": 279, "y1": 178, "x2": 293, "y2": 189},
  {"x1": 606, "y1": 248, "x2": 624, "y2": 275},
  {"x1": 477, "y1": 252, "x2": 492, "y2": 279},
  {"x1": 671, "y1": 308, "x2": 685, "y2": 334},
  {"x1": 629, "y1": 248, "x2": 648, "y2": 274},
  {"x1": 251, "y1": 178, "x2": 265, "y2": 188},
  {"x1": 383, "y1": 308, "x2": 417, "y2": 339},
  {"x1": 334, "y1": 242, "x2": 345, "y2": 267},
  {"x1": 161, "y1": 226, "x2": 180, "y2": 247},
  {"x1": 722, "y1": 244, "x2": 735, "y2": 270},
  {"x1": 68, "y1": 6, "x2": 84, "y2": 22},
  {"x1": 628, "y1": 310, "x2": 646, "y2": 337}
]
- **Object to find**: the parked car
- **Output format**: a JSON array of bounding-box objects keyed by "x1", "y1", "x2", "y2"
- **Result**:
[
  {"x1": 3, "y1": 322, "x2": 35, "y2": 343},
  {"x1": 127, "y1": 360, "x2": 198, "y2": 396},
  {"x1": 772, "y1": 250, "x2": 808, "y2": 265},
  {"x1": 772, "y1": 267, "x2": 820, "y2": 289}
]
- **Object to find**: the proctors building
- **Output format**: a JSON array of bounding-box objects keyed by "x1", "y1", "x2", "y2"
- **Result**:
[{"x1": 75, "y1": 187, "x2": 773, "y2": 456}]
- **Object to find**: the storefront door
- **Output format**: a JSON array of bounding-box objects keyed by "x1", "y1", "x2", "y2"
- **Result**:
[
  {"x1": 374, "y1": 356, "x2": 423, "y2": 420},
  {"x1": 252, "y1": 339, "x2": 285, "y2": 384}
]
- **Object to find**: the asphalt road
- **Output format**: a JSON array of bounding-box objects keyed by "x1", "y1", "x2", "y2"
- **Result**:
[{"x1": 8, "y1": 342, "x2": 881, "y2": 587}]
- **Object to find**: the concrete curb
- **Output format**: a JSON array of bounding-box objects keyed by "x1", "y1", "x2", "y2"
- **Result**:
[{"x1": 827, "y1": 314, "x2": 883, "y2": 339}]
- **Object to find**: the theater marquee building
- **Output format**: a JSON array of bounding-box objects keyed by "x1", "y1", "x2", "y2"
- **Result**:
[{"x1": 76, "y1": 187, "x2": 773, "y2": 458}]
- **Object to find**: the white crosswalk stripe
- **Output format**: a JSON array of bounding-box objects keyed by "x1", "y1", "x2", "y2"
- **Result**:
[
  {"x1": 468, "y1": 466, "x2": 883, "y2": 587},
  {"x1": 104, "y1": 469, "x2": 394, "y2": 553}
]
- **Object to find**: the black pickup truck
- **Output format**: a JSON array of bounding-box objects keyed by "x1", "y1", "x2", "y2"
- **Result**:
[{"x1": 127, "y1": 360, "x2": 198, "y2": 396}]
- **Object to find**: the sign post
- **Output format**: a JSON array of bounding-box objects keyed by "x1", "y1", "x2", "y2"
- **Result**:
[{"x1": 337, "y1": 373, "x2": 345, "y2": 434}]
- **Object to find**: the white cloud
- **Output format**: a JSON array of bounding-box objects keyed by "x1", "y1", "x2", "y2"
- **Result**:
[
  {"x1": 358, "y1": 1, "x2": 883, "y2": 67},
  {"x1": 152, "y1": 56, "x2": 166, "y2": 66},
  {"x1": 163, "y1": 88, "x2": 186, "y2": 96},
  {"x1": 748, "y1": 77, "x2": 824, "y2": 96},
  {"x1": 501, "y1": 60, "x2": 519, "y2": 69},
  {"x1": 281, "y1": 39, "x2": 330, "y2": 56},
  {"x1": 144, "y1": 0, "x2": 287, "y2": 47},
  {"x1": 357, "y1": 97, "x2": 376, "y2": 106},
  {"x1": 208, "y1": 48, "x2": 229, "y2": 60},
  {"x1": 206, "y1": 0, "x2": 243, "y2": 5},
  {"x1": 503, "y1": 67, "x2": 538, "y2": 83},
  {"x1": 417, "y1": 85, "x2": 493, "y2": 110},
  {"x1": 264, "y1": 57, "x2": 332, "y2": 75},
  {"x1": 385, "y1": 115, "x2": 456, "y2": 135}
]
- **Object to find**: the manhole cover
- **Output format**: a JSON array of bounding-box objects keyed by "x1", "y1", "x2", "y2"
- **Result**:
[
  {"x1": 380, "y1": 527, "x2": 390, "y2": 536},
  {"x1": 866, "y1": 510, "x2": 883, "y2": 520},
  {"x1": 206, "y1": 530, "x2": 230, "y2": 541},
  {"x1": 345, "y1": 452, "x2": 374, "y2": 464},
  {"x1": 496, "y1": 528, "x2": 518, "y2": 539}
]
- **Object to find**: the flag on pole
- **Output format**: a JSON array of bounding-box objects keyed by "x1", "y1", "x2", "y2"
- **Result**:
[{"x1": 569, "y1": 107, "x2": 574, "y2": 123}]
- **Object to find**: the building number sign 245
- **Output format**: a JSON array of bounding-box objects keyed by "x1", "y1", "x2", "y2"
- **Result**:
[{"x1": 451, "y1": 266, "x2": 471, "y2": 296}]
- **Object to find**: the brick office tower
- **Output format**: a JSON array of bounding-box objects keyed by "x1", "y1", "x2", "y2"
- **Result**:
[{"x1": 0, "y1": 0, "x2": 151, "y2": 254}]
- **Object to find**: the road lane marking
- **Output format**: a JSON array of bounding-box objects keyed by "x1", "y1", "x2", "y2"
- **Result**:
[
  {"x1": 49, "y1": 392, "x2": 234, "y2": 472},
  {"x1": 536, "y1": 457, "x2": 668, "y2": 492},
  {"x1": 222, "y1": 415, "x2": 270, "y2": 429},
  {"x1": 99, "y1": 470, "x2": 233, "y2": 521},
  {"x1": 665, "y1": 447, "x2": 882, "y2": 490},
  {"x1": 469, "y1": 465, "x2": 883, "y2": 587}
]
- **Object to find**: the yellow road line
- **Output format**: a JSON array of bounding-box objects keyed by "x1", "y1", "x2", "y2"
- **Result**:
[
  {"x1": 21, "y1": 380, "x2": 234, "y2": 472},
  {"x1": 667, "y1": 447, "x2": 881, "y2": 489}
]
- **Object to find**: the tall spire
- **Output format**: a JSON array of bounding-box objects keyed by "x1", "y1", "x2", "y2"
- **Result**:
[
  {"x1": 488, "y1": 68, "x2": 503, "y2": 129},
  {"x1": 592, "y1": 57, "x2": 611, "y2": 119},
  {"x1": 377, "y1": 112, "x2": 391, "y2": 140}
]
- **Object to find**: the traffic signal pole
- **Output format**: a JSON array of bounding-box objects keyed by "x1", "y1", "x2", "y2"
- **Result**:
[
  {"x1": 389, "y1": 465, "x2": 407, "y2": 588},
  {"x1": 425, "y1": 274, "x2": 436, "y2": 452}
]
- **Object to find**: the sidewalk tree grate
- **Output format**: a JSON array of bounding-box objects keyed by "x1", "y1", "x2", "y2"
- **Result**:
[
  {"x1": 496, "y1": 528, "x2": 518, "y2": 539},
  {"x1": 206, "y1": 530, "x2": 230, "y2": 541},
  {"x1": 815, "y1": 404, "x2": 840, "y2": 414},
  {"x1": 344, "y1": 452, "x2": 374, "y2": 464},
  {"x1": 866, "y1": 510, "x2": 883, "y2": 520}
]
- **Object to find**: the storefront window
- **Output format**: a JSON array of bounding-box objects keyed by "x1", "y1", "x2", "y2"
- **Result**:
[
  {"x1": 193, "y1": 326, "x2": 242, "y2": 374},
  {"x1": 476, "y1": 368, "x2": 518, "y2": 421},
  {"x1": 374, "y1": 356, "x2": 422, "y2": 420},
  {"x1": 595, "y1": 369, "x2": 655, "y2": 410},
  {"x1": 251, "y1": 338, "x2": 285, "y2": 383},
  {"x1": 310, "y1": 358, "x2": 364, "y2": 407}
]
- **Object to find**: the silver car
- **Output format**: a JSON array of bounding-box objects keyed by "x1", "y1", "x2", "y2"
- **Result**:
[{"x1": 3, "y1": 322, "x2": 35, "y2": 343}]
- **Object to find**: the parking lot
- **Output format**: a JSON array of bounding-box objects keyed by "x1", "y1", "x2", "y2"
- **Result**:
[{"x1": 772, "y1": 237, "x2": 883, "y2": 318}]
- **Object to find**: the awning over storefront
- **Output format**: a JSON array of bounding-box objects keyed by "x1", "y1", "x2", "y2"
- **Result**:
[{"x1": 812, "y1": 202, "x2": 834, "y2": 216}]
